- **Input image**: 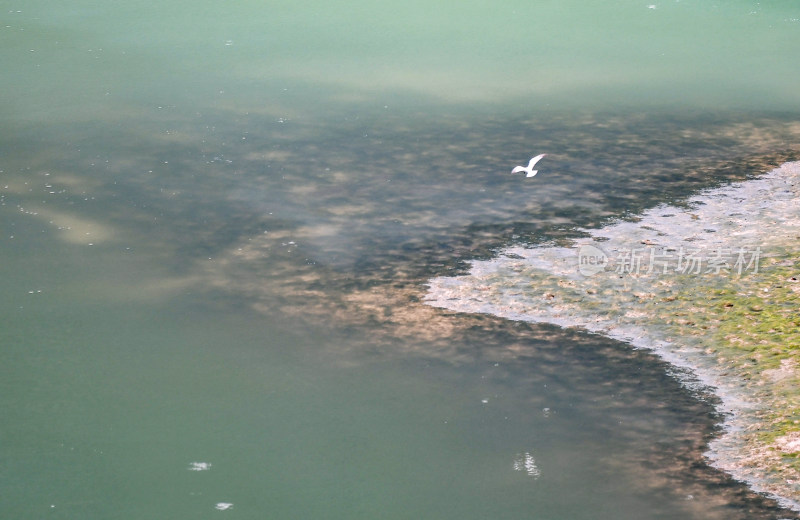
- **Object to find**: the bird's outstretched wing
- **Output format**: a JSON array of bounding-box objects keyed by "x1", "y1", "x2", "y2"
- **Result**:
[
  {"x1": 511, "y1": 166, "x2": 526, "y2": 174},
  {"x1": 527, "y1": 153, "x2": 546, "y2": 169}
]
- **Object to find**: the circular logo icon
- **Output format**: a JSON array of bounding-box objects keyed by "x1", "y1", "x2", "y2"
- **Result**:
[{"x1": 577, "y1": 244, "x2": 608, "y2": 276}]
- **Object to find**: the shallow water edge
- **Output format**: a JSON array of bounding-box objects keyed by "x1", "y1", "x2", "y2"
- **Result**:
[
  {"x1": 425, "y1": 161, "x2": 800, "y2": 510},
  {"x1": 4, "y1": 110, "x2": 800, "y2": 518}
]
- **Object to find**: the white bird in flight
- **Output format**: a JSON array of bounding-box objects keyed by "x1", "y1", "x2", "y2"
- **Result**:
[{"x1": 511, "y1": 154, "x2": 546, "y2": 177}]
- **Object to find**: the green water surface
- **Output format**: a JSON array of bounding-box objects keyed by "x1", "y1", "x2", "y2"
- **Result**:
[{"x1": 2, "y1": 1, "x2": 800, "y2": 518}]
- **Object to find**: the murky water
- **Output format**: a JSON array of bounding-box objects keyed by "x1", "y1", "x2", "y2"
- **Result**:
[{"x1": 2, "y1": 1, "x2": 800, "y2": 518}]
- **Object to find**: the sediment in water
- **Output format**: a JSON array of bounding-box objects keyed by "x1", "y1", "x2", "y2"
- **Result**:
[{"x1": 425, "y1": 161, "x2": 800, "y2": 510}]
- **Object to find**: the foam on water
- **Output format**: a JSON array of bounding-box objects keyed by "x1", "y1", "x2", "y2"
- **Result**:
[{"x1": 426, "y1": 161, "x2": 800, "y2": 509}]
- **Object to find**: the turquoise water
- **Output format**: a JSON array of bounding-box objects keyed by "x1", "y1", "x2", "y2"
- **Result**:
[
  {"x1": 2, "y1": 1, "x2": 800, "y2": 518},
  {"x1": 4, "y1": 0, "x2": 800, "y2": 121}
]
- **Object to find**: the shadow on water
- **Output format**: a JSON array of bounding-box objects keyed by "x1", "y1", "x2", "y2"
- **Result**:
[{"x1": 3, "y1": 107, "x2": 800, "y2": 518}]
